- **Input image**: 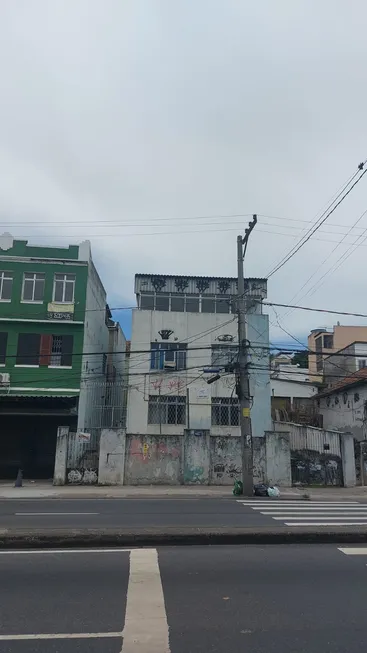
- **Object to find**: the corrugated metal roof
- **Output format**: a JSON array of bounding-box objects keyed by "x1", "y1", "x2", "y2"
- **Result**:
[
  {"x1": 135, "y1": 273, "x2": 267, "y2": 281},
  {"x1": 0, "y1": 393, "x2": 79, "y2": 400}
]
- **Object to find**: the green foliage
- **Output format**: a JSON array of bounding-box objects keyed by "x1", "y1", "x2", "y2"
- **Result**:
[{"x1": 291, "y1": 350, "x2": 308, "y2": 368}]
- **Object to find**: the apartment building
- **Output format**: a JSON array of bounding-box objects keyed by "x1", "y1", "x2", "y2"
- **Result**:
[
  {"x1": 0, "y1": 233, "x2": 126, "y2": 479},
  {"x1": 127, "y1": 273, "x2": 271, "y2": 440}
]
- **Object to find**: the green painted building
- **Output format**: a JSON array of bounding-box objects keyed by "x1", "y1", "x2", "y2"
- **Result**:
[{"x1": 0, "y1": 233, "x2": 125, "y2": 479}]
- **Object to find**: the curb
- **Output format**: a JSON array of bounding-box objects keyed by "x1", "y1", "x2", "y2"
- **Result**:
[{"x1": 1, "y1": 528, "x2": 367, "y2": 548}]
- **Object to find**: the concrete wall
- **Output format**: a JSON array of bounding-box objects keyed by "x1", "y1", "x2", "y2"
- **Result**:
[
  {"x1": 271, "y1": 378, "x2": 318, "y2": 401},
  {"x1": 340, "y1": 432, "x2": 356, "y2": 487},
  {"x1": 98, "y1": 428, "x2": 126, "y2": 485},
  {"x1": 319, "y1": 383, "x2": 367, "y2": 441},
  {"x1": 183, "y1": 432, "x2": 210, "y2": 484},
  {"x1": 265, "y1": 431, "x2": 292, "y2": 486},
  {"x1": 274, "y1": 420, "x2": 356, "y2": 487},
  {"x1": 97, "y1": 431, "x2": 285, "y2": 486},
  {"x1": 210, "y1": 436, "x2": 241, "y2": 485},
  {"x1": 53, "y1": 426, "x2": 69, "y2": 485},
  {"x1": 124, "y1": 434, "x2": 183, "y2": 485},
  {"x1": 127, "y1": 310, "x2": 272, "y2": 440},
  {"x1": 78, "y1": 260, "x2": 109, "y2": 431}
]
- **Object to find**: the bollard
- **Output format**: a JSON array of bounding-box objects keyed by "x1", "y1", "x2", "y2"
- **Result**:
[{"x1": 14, "y1": 468, "x2": 23, "y2": 488}]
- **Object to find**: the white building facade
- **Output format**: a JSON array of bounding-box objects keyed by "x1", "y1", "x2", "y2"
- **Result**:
[{"x1": 127, "y1": 274, "x2": 272, "y2": 439}]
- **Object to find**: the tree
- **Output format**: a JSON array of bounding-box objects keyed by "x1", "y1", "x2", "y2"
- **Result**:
[{"x1": 291, "y1": 350, "x2": 308, "y2": 368}]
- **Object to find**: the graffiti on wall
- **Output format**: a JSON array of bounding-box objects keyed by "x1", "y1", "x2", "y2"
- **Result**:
[
  {"x1": 291, "y1": 449, "x2": 343, "y2": 486},
  {"x1": 149, "y1": 375, "x2": 187, "y2": 396},
  {"x1": 66, "y1": 448, "x2": 99, "y2": 485}
]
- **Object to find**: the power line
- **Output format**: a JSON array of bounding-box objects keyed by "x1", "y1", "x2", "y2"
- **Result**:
[
  {"x1": 266, "y1": 162, "x2": 367, "y2": 278},
  {"x1": 283, "y1": 207, "x2": 367, "y2": 313},
  {"x1": 263, "y1": 300, "x2": 367, "y2": 319}
]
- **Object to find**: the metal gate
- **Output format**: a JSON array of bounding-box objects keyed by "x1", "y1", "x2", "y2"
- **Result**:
[
  {"x1": 289, "y1": 425, "x2": 343, "y2": 487},
  {"x1": 66, "y1": 429, "x2": 100, "y2": 484}
]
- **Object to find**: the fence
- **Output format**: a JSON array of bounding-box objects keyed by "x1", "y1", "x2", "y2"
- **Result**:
[
  {"x1": 65, "y1": 380, "x2": 127, "y2": 484},
  {"x1": 274, "y1": 422, "x2": 344, "y2": 486}
]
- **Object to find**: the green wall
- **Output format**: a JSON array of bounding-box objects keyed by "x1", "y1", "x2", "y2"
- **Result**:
[
  {"x1": 0, "y1": 255, "x2": 89, "y2": 394},
  {"x1": 1, "y1": 320, "x2": 84, "y2": 392},
  {"x1": 0, "y1": 260, "x2": 88, "y2": 322}
]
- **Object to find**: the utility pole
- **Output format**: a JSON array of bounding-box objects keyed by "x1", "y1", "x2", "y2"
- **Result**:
[{"x1": 237, "y1": 214, "x2": 257, "y2": 496}]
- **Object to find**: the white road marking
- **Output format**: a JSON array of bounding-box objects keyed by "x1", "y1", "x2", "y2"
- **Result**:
[
  {"x1": 0, "y1": 632, "x2": 121, "y2": 641},
  {"x1": 250, "y1": 506, "x2": 367, "y2": 511},
  {"x1": 0, "y1": 548, "x2": 131, "y2": 555},
  {"x1": 15, "y1": 512, "x2": 99, "y2": 516},
  {"x1": 236, "y1": 500, "x2": 360, "y2": 505},
  {"x1": 285, "y1": 522, "x2": 367, "y2": 526},
  {"x1": 122, "y1": 548, "x2": 170, "y2": 652},
  {"x1": 338, "y1": 548, "x2": 367, "y2": 555},
  {"x1": 259, "y1": 510, "x2": 367, "y2": 515},
  {"x1": 272, "y1": 515, "x2": 367, "y2": 520}
]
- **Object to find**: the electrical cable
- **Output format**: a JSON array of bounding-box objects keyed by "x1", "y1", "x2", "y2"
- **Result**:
[{"x1": 266, "y1": 163, "x2": 367, "y2": 278}]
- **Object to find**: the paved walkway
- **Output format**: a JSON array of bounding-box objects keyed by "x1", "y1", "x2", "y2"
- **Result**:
[{"x1": 0, "y1": 482, "x2": 366, "y2": 500}]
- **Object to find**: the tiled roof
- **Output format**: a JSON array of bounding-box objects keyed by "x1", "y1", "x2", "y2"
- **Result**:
[{"x1": 318, "y1": 367, "x2": 367, "y2": 397}]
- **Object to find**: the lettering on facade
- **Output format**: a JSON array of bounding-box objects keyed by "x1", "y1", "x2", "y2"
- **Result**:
[{"x1": 47, "y1": 312, "x2": 73, "y2": 321}]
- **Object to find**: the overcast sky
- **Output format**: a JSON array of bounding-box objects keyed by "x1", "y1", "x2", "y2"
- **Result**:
[{"x1": 0, "y1": 0, "x2": 366, "y2": 343}]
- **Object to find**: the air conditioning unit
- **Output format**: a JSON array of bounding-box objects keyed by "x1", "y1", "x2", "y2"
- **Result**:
[
  {"x1": 0, "y1": 373, "x2": 10, "y2": 385},
  {"x1": 164, "y1": 360, "x2": 176, "y2": 370}
]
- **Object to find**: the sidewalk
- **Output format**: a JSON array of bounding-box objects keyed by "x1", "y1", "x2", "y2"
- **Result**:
[{"x1": 0, "y1": 481, "x2": 367, "y2": 500}]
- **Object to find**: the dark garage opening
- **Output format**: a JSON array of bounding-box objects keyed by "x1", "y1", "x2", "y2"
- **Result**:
[{"x1": 0, "y1": 396, "x2": 77, "y2": 479}]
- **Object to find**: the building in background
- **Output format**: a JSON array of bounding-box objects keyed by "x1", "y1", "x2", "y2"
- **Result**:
[
  {"x1": 318, "y1": 367, "x2": 367, "y2": 442},
  {"x1": 323, "y1": 341, "x2": 367, "y2": 387},
  {"x1": 0, "y1": 233, "x2": 126, "y2": 479},
  {"x1": 127, "y1": 273, "x2": 271, "y2": 442},
  {"x1": 270, "y1": 358, "x2": 320, "y2": 425},
  {"x1": 308, "y1": 324, "x2": 367, "y2": 382}
]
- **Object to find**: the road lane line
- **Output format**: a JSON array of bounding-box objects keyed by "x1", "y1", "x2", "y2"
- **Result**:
[
  {"x1": 0, "y1": 632, "x2": 121, "y2": 640},
  {"x1": 236, "y1": 500, "x2": 360, "y2": 504},
  {"x1": 260, "y1": 511, "x2": 367, "y2": 515},
  {"x1": 250, "y1": 506, "x2": 367, "y2": 511},
  {"x1": 285, "y1": 522, "x2": 367, "y2": 526},
  {"x1": 272, "y1": 515, "x2": 367, "y2": 519},
  {"x1": 14, "y1": 512, "x2": 99, "y2": 516},
  {"x1": 338, "y1": 548, "x2": 367, "y2": 555},
  {"x1": 0, "y1": 548, "x2": 131, "y2": 555},
  {"x1": 122, "y1": 548, "x2": 170, "y2": 652}
]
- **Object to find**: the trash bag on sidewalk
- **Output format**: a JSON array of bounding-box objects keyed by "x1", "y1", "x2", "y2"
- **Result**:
[
  {"x1": 253, "y1": 483, "x2": 268, "y2": 497},
  {"x1": 267, "y1": 486, "x2": 280, "y2": 497},
  {"x1": 233, "y1": 479, "x2": 243, "y2": 495}
]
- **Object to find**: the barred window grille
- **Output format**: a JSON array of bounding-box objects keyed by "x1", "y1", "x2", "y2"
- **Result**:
[
  {"x1": 148, "y1": 395, "x2": 186, "y2": 425},
  {"x1": 211, "y1": 345, "x2": 238, "y2": 368},
  {"x1": 211, "y1": 397, "x2": 239, "y2": 426},
  {"x1": 50, "y1": 335, "x2": 63, "y2": 366}
]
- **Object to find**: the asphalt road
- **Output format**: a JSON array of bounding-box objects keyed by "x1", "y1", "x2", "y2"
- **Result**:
[
  {"x1": 0, "y1": 497, "x2": 274, "y2": 530},
  {"x1": 2, "y1": 544, "x2": 367, "y2": 652},
  {"x1": 2, "y1": 497, "x2": 367, "y2": 530}
]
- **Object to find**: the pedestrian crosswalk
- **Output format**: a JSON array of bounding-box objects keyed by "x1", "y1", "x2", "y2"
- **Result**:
[{"x1": 236, "y1": 500, "x2": 367, "y2": 526}]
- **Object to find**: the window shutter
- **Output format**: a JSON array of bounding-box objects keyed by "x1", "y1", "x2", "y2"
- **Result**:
[
  {"x1": 16, "y1": 334, "x2": 41, "y2": 365},
  {"x1": 0, "y1": 332, "x2": 8, "y2": 364},
  {"x1": 39, "y1": 334, "x2": 52, "y2": 366},
  {"x1": 61, "y1": 335, "x2": 73, "y2": 366}
]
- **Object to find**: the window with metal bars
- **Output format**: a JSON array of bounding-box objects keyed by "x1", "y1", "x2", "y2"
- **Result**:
[
  {"x1": 211, "y1": 345, "x2": 238, "y2": 368},
  {"x1": 211, "y1": 397, "x2": 239, "y2": 426},
  {"x1": 147, "y1": 395, "x2": 186, "y2": 425},
  {"x1": 49, "y1": 335, "x2": 73, "y2": 367}
]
